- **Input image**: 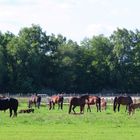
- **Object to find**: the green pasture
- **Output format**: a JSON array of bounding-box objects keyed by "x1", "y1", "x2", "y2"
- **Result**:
[{"x1": 0, "y1": 101, "x2": 140, "y2": 140}]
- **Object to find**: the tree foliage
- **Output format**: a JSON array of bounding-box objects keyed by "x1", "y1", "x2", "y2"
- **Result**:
[{"x1": 0, "y1": 25, "x2": 139, "y2": 94}]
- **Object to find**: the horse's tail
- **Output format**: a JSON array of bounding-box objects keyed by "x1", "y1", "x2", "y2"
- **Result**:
[
  {"x1": 61, "y1": 96, "x2": 64, "y2": 110},
  {"x1": 113, "y1": 97, "x2": 117, "y2": 112},
  {"x1": 68, "y1": 101, "x2": 72, "y2": 114},
  {"x1": 49, "y1": 100, "x2": 52, "y2": 110}
]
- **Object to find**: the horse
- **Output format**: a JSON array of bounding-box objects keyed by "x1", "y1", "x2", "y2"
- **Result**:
[
  {"x1": 113, "y1": 96, "x2": 133, "y2": 112},
  {"x1": 68, "y1": 95, "x2": 89, "y2": 114},
  {"x1": 0, "y1": 95, "x2": 7, "y2": 112},
  {"x1": 19, "y1": 108, "x2": 34, "y2": 114},
  {"x1": 36, "y1": 95, "x2": 41, "y2": 109},
  {"x1": 28, "y1": 95, "x2": 41, "y2": 109},
  {"x1": 49, "y1": 95, "x2": 64, "y2": 110},
  {"x1": 0, "y1": 97, "x2": 18, "y2": 117},
  {"x1": 0, "y1": 95, "x2": 6, "y2": 99},
  {"x1": 129, "y1": 103, "x2": 140, "y2": 115},
  {"x1": 86, "y1": 96, "x2": 101, "y2": 112},
  {"x1": 101, "y1": 98, "x2": 107, "y2": 110}
]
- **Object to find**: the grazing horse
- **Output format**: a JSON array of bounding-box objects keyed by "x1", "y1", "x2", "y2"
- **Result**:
[
  {"x1": 101, "y1": 98, "x2": 107, "y2": 110},
  {"x1": 0, "y1": 97, "x2": 18, "y2": 117},
  {"x1": 129, "y1": 103, "x2": 140, "y2": 115},
  {"x1": 28, "y1": 95, "x2": 41, "y2": 109},
  {"x1": 68, "y1": 95, "x2": 89, "y2": 114},
  {"x1": 49, "y1": 95, "x2": 64, "y2": 110},
  {"x1": 113, "y1": 96, "x2": 133, "y2": 112},
  {"x1": 86, "y1": 96, "x2": 101, "y2": 112}
]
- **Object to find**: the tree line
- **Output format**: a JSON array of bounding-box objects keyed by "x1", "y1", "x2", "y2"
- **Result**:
[{"x1": 0, "y1": 24, "x2": 140, "y2": 94}]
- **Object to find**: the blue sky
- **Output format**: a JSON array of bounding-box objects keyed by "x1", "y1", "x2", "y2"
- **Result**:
[{"x1": 0, "y1": 0, "x2": 140, "y2": 43}]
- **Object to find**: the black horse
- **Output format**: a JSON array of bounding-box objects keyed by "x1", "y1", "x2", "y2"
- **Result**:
[
  {"x1": 68, "y1": 95, "x2": 89, "y2": 114},
  {"x1": 0, "y1": 97, "x2": 18, "y2": 117}
]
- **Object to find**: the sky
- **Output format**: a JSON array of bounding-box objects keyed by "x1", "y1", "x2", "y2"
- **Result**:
[{"x1": 0, "y1": 0, "x2": 140, "y2": 43}]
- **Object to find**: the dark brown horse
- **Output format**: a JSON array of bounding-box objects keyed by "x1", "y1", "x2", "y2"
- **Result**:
[
  {"x1": 0, "y1": 97, "x2": 18, "y2": 117},
  {"x1": 68, "y1": 95, "x2": 89, "y2": 114},
  {"x1": 113, "y1": 96, "x2": 133, "y2": 112},
  {"x1": 49, "y1": 95, "x2": 64, "y2": 110},
  {"x1": 28, "y1": 95, "x2": 41, "y2": 109},
  {"x1": 86, "y1": 96, "x2": 101, "y2": 112}
]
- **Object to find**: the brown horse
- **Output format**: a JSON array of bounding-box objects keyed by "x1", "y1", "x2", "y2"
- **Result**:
[
  {"x1": 129, "y1": 103, "x2": 140, "y2": 115},
  {"x1": 86, "y1": 96, "x2": 101, "y2": 112},
  {"x1": 68, "y1": 95, "x2": 89, "y2": 114},
  {"x1": 28, "y1": 95, "x2": 41, "y2": 109},
  {"x1": 113, "y1": 96, "x2": 133, "y2": 112},
  {"x1": 49, "y1": 95, "x2": 64, "y2": 110}
]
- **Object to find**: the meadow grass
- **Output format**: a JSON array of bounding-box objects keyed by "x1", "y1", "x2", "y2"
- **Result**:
[{"x1": 0, "y1": 103, "x2": 140, "y2": 140}]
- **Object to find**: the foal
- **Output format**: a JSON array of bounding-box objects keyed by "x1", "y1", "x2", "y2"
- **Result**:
[
  {"x1": 101, "y1": 98, "x2": 107, "y2": 110},
  {"x1": 129, "y1": 103, "x2": 140, "y2": 115}
]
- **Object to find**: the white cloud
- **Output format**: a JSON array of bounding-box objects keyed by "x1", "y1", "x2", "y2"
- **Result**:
[
  {"x1": 0, "y1": 0, "x2": 72, "y2": 34},
  {"x1": 0, "y1": 0, "x2": 140, "y2": 42},
  {"x1": 85, "y1": 24, "x2": 115, "y2": 37}
]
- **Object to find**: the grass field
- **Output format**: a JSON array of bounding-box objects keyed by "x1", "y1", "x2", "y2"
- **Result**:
[{"x1": 0, "y1": 102, "x2": 140, "y2": 140}]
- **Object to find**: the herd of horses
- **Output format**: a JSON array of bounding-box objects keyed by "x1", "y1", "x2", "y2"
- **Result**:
[{"x1": 0, "y1": 94, "x2": 140, "y2": 117}]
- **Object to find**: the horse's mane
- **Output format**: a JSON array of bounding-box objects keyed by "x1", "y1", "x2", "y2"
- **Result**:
[{"x1": 80, "y1": 95, "x2": 89, "y2": 99}]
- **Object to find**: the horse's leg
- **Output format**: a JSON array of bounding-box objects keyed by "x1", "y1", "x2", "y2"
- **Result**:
[
  {"x1": 53, "y1": 102, "x2": 55, "y2": 109},
  {"x1": 133, "y1": 109, "x2": 135, "y2": 114},
  {"x1": 37, "y1": 102, "x2": 39, "y2": 109},
  {"x1": 129, "y1": 106, "x2": 133, "y2": 115},
  {"x1": 80, "y1": 105, "x2": 84, "y2": 114},
  {"x1": 96, "y1": 103, "x2": 98, "y2": 112},
  {"x1": 87, "y1": 104, "x2": 89, "y2": 112},
  {"x1": 9, "y1": 108, "x2": 12, "y2": 117},
  {"x1": 61, "y1": 101, "x2": 63, "y2": 110},
  {"x1": 125, "y1": 105, "x2": 128, "y2": 112},
  {"x1": 28, "y1": 101, "x2": 30, "y2": 108},
  {"x1": 35, "y1": 102, "x2": 37, "y2": 108},
  {"x1": 99, "y1": 103, "x2": 101, "y2": 112},
  {"x1": 105, "y1": 102, "x2": 107, "y2": 110},
  {"x1": 87, "y1": 104, "x2": 91, "y2": 112},
  {"x1": 49, "y1": 101, "x2": 52, "y2": 110},
  {"x1": 72, "y1": 105, "x2": 76, "y2": 114},
  {"x1": 118, "y1": 104, "x2": 120, "y2": 112},
  {"x1": 14, "y1": 109, "x2": 17, "y2": 117},
  {"x1": 99, "y1": 100, "x2": 101, "y2": 112},
  {"x1": 114, "y1": 103, "x2": 116, "y2": 112},
  {"x1": 38, "y1": 102, "x2": 40, "y2": 109},
  {"x1": 81, "y1": 104, "x2": 85, "y2": 114},
  {"x1": 68, "y1": 104, "x2": 72, "y2": 114},
  {"x1": 58, "y1": 103, "x2": 60, "y2": 110}
]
